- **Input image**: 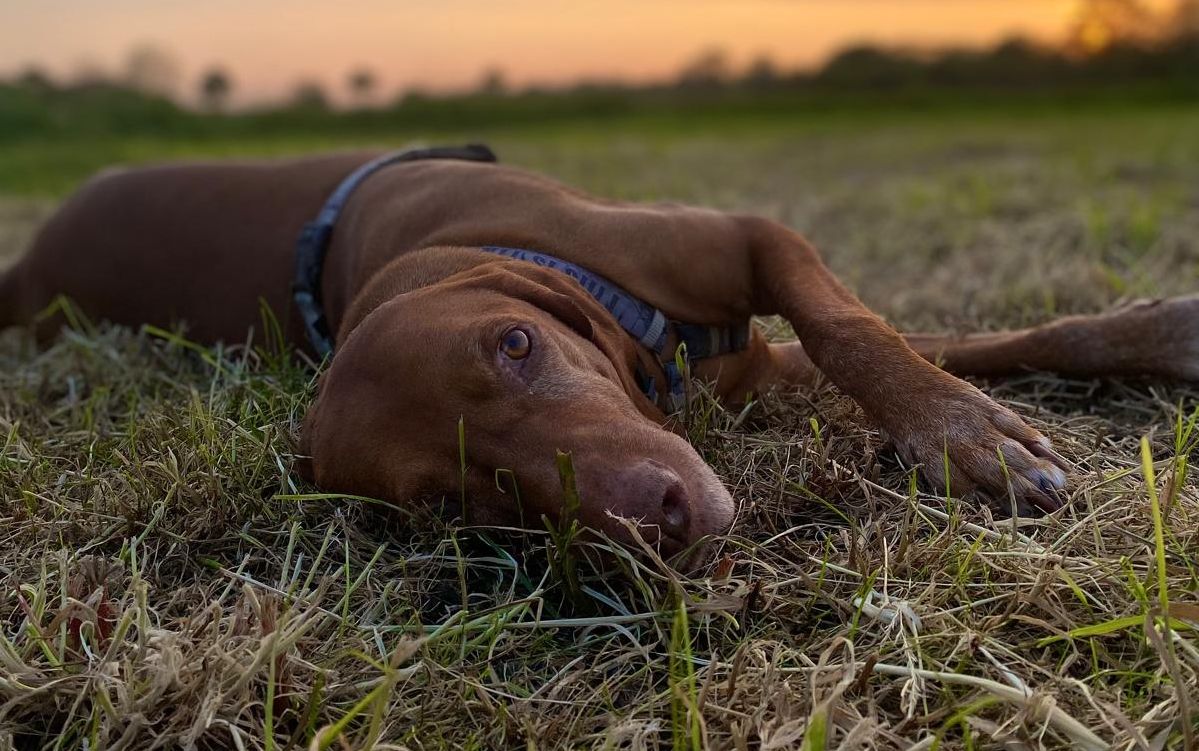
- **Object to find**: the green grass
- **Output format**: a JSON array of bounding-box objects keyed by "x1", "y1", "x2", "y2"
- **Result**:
[{"x1": 1, "y1": 104, "x2": 1198, "y2": 749}]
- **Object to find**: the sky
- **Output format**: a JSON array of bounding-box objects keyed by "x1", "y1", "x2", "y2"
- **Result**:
[{"x1": 0, "y1": 1, "x2": 1179, "y2": 106}]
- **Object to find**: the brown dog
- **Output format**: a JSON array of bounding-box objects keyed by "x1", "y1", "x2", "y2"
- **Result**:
[{"x1": 2, "y1": 147, "x2": 1195, "y2": 563}]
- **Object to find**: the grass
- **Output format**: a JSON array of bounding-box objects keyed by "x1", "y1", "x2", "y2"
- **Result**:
[{"x1": 1, "y1": 104, "x2": 1198, "y2": 749}]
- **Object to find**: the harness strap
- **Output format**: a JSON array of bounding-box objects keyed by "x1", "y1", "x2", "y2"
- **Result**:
[{"x1": 293, "y1": 144, "x2": 498, "y2": 359}]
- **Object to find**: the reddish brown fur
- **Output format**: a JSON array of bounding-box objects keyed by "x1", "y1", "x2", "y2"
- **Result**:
[{"x1": 2, "y1": 151, "x2": 1195, "y2": 562}]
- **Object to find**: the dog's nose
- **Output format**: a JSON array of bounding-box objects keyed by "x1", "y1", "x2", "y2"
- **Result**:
[
  {"x1": 658, "y1": 480, "x2": 693, "y2": 542},
  {"x1": 604, "y1": 460, "x2": 693, "y2": 554}
]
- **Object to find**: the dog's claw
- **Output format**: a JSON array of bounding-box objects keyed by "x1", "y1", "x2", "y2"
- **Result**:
[
  {"x1": 895, "y1": 381, "x2": 1074, "y2": 517},
  {"x1": 1030, "y1": 477, "x2": 1066, "y2": 514},
  {"x1": 1038, "y1": 465, "x2": 1068, "y2": 491},
  {"x1": 1030, "y1": 438, "x2": 1073, "y2": 473}
]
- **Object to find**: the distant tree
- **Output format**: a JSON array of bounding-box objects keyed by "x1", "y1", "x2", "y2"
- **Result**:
[
  {"x1": 1172, "y1": 0, "x2": 1199, "y2": 36},
  {"x1": 16, "y1": 66, "x2": 54, "y2": 91},
  {"x1": 199, "y1": 67, "x2": 232, "y2": 112},
  {"x1": 1065, "y1": 0, "x2": 1157, "y2": 56},
  {"x1": 1011, "y1": 38, "x2": 1068, "y2": 78},
  {"x1": 291, "y1": 80, "x2": 330, "y2": 110},
  {"x1": 125, "y1": 44, "x2": 182, "y2": 98},
  {"x1": 71, "y1": 57, "x2": 109, "y2": 87},
  {"x1": 742, "y1": 54, "x2": 780, "y2": 88},
  {"x1": 924, "y1": 48, "x2": 982, "y2": 87},
  {"x1": 944, "y1": 37, "x2": 1065, "y2": 87},
  {"x1": 818, "y1": 45, "x2": 921, "y2": 89},
  {"x1": 677, "y1": 48, "x2": 731, "y2": 88},
  {"x1": 990, "y1": 36, "x2": 1046, "y2": 61},
  {"x1": 347, "y1": 67, "x2": 377, "y2": 107},
  {"x1": 477, "y1": 67, "x2": 508, "y2": 96},
  {"x1": 399, "y1": 86, "x2": 431, "y2": 106}
]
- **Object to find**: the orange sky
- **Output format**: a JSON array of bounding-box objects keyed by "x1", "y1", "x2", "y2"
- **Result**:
[{"x1": 0, "y1": 1, "x2": 1175, "y2": 105}]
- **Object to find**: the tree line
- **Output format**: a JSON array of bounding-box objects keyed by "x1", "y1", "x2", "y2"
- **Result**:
[{"x1": 1, "y1": 0, "x2": 1196, "y2": 140}]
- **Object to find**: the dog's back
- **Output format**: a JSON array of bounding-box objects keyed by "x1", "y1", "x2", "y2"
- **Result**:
[{"x1": 0, "y1": 153, "x2": 378, "y2": 342}]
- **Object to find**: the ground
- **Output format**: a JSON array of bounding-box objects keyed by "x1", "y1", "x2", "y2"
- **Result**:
[{"x1": 1, "y1": 105, "x2": 1197, "y2": 750}]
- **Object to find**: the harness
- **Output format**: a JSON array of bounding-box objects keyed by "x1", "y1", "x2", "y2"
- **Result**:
[{"x1": 292, "y1": 145, "x2": 750, "y2": 409}]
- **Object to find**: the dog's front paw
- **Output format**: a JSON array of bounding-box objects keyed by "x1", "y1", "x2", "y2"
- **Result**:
[{"x1": 890, "y1": 379, "x2": 1073, "y2": 516}]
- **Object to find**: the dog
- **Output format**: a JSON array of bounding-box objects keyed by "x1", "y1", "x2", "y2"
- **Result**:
[{"x1": 2, "y1": 145, "x2": 1195, "y2": 564}]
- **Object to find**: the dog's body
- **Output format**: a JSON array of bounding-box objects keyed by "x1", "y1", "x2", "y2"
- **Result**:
[{"x1": 3, "y1": 150, "x2": 1196, "y2": 562}]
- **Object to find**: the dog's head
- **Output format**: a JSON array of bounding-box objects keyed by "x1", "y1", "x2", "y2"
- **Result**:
[{"x1": 298, "y1": 254, "x2": 734, "y2": 565}]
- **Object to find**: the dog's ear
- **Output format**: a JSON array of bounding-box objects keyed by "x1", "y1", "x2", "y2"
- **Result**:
[
  {"x1": 289, "y1": 345, "x2": 438, "y2": 503},
  {"x1": 438, "y1": 263, "x2": 597, "y2": 342},
  {"x1": 445, "y1": 262, "x2": 665, "y2": 420},
  {"x1": 497, "y1": 273, "x2": 596, "y2": 344},
  {"x1": 292, "y1": 368, "x2": 329, "y2": 484}
]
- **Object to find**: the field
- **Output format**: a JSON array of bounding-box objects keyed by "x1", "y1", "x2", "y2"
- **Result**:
[{"x1": 1, "y1": 104, "x2": 1198, "y2": 749}]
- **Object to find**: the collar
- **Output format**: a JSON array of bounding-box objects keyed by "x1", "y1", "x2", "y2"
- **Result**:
[
  {"x1": 292, "y1": 146, "x2": 750, "y2": 407},
  {"x1": 293, "y1": 144, "x2": 498, "y2": 359}
]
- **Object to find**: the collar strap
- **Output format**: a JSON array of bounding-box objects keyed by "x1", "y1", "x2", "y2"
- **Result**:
[
  {"x1": 675, "y1": 321, "x2": 751, "y2": 360},
  {"x1": 293, "y1": 144, "x2": 498, "y2": 359}
]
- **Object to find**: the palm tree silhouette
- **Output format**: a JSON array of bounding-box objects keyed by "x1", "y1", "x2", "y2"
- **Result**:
[
  {"x1": 199, "y1": 68, "x2": 232, "y2": 112},
  {"x1": 347, "y1": 68, "x2": 377, "y2": 108}
]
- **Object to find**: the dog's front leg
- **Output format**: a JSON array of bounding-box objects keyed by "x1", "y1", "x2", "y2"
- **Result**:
[{"x1": 739, "y1": 216, "x2": 1071, "y2": 514}]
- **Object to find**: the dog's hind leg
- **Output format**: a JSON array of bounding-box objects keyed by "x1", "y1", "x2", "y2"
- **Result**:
[
  {"x1": 904, "y1": 296, "x2": 1199, "y2": 382},
  {"x1": 728, "y1": 295, "x2": 1199, "y2": 397}
]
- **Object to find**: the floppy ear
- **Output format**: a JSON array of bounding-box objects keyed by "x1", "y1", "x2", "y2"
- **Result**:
[
  {"x1": 441, "y1": 262, "x2": 666, "y2": 421},
  {"x1": 437, "y1": 264, "x2": 598, "y2": 343},
  {"x1": 289, "y1": 325, "x2": 442, "y2": 503},
  {"x1": 492, "y1": 272, "x2": 596, "y2": 343},
  {"x1": 292, "y1": 366, "x2": 332, "y2": 484}
]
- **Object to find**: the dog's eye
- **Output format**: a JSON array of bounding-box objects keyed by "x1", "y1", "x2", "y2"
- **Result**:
[{"x1": 499, "y1": 327, "x2": 532, "y2": 360}]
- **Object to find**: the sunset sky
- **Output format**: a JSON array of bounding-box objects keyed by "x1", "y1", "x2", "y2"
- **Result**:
[{"x1": 0, "y1": 1, "x2": 1180, "y2": 105}]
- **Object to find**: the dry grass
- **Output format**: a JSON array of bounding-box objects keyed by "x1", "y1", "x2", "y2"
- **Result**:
[{"x1": 2, "y1": 109, "x2": 1198, "y2": 749}]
